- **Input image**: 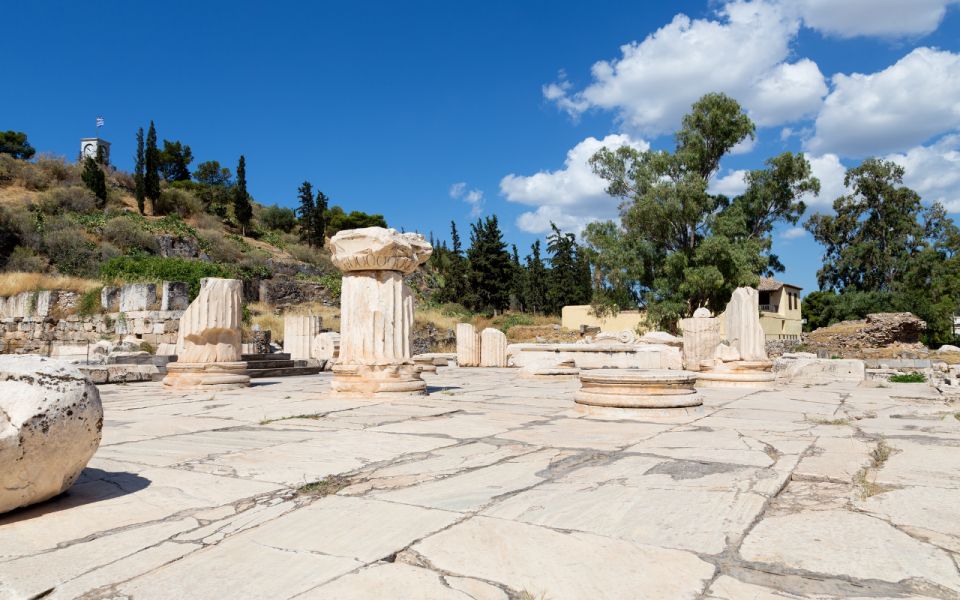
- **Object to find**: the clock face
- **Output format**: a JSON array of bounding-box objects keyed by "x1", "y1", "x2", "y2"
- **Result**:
[{"x1": 82, "y1": 143, "x2": 95, "y2": 158}]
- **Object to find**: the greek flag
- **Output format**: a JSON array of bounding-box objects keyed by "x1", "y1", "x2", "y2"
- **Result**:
[{"x1": 96, "y1": 116, "x2": 104, "y2": 127}]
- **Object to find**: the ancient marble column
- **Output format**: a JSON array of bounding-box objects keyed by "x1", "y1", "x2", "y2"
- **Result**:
[
  {"x1": 163, "y1": 278, "x2": 250, "y2": 390},
  {"x1": 479, "y1": 327, "x2": 508, "y2": 367},
  {"x1": 456, "y1": 323, "x2": 480, "y2": 367},
  {"x1": 329, "y1": 227, "x2": 432, "y2": 396},
  {"x1": 283, "y1": 314, "x2": 322, "y2": 360},
  {"x1": 724, "y1": 287, "x2": 768, "y2": 361},
  {"x1": 679, "y1": 307, "x2": 720, "y2": 371}
]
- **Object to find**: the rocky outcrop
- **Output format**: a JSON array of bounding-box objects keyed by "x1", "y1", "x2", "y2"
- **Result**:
[
  {"x1": 0, "y1": 357, "x2": 103, "y2": 514},
  {"x1": 808, "y1": 313, "x2": 927, "y2": 349},
  {"x1": 258, "y1": 277, "x2": 336, "y2": 308}
]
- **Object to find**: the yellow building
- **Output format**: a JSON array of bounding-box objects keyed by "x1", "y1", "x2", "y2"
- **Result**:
[
  {"x1": 756, "y1": 277, "x2": 803, "y2": 340},
  {"x1": 562, "y1": 276, "x2": 804, "y2": 340}
]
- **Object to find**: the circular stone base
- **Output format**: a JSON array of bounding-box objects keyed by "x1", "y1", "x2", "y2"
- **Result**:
[
  {"x1": 696, "y1": 361, "x2": 775, "y2": 388},
  {"x1": 575, "y1": 368, "x2": 703, "y2": 409},
  {"x1": 574, "y1": 402, "x2": 705, "y2": 420},
  {"x1": 331, "y1": 363, "x2": 427, "y2": 397},
  {"x1": 162, "y1": 362, "x2": 251, "y2": 390}
]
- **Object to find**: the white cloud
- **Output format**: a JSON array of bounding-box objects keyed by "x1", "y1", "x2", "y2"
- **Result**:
[
  {"x1": 885, "y1": 134, "x2": 960, "y2": 212},
  {"x1": 807, "y1": 47, "x2": 960, "y2": 156},
  {"x1": 802, "y1": 153, "x2": 848, "y2": 209},
  {"x1": 708, "y1": 169, "x2": 749, "y2": 196},
  {"x1": 545, "y1": 1, "x2": 826, "y2": 135},
  {"x1": 449, "y1": 182, "x2": 485, "y2": 217},
  {"x1": 790, "y1": 0, "x2": 959, "y2": 38},
  {"x1": 781, "y1": 226, "x2": 808, "y2": 240},
  {"x1": 500, "y1": 133, "x2": 649, "y2": 234}
]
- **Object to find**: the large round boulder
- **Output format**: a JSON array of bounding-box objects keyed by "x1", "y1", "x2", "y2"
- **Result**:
[{"x1": 0, "y1": 356, "x2": 103, "y2": 514}]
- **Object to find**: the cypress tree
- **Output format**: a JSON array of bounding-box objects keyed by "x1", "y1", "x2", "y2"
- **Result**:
[
  {"x1": 510, "y1": 244, "x2": 524, "y2": 311},
  {"x1": 134, "y1": 127, "x2": 145, "y2": 215},
  {"x1": 524, "y1": 240, "x2": 547, "y2": 314},
  {"x1": 445, "y1": 221, "x2": 468, "y2": 303},
  {"x1": 234, "y1": 155, "x2": 253, "y2": 232},
  {"x1": 465, "y1": 216, "x2": 512, "y2": 313},
  {"x1": 545, "y1": 223, "x2": 581, "y2": 314},
  {"x1": 144, "y1": 121, "x2": 161, "y2": 212},
  {"x1": 297, "y1": 181, "x2": 315, "y2": 245},
  {"x1": 314, "y1": 190, "x2": 329, "y2": 246},
  {"x1": 81, "y1": 156, "x2": 107, "y2": 209}
]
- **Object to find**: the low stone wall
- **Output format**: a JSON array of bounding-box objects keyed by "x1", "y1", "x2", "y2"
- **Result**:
[{"x1": 0, "y1": 282, "x2": 188, "y2": 354}]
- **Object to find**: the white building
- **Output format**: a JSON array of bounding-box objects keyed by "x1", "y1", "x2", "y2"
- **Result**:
[{"x1": 79, "y1": 138, "x2": 110, "y2": 163}]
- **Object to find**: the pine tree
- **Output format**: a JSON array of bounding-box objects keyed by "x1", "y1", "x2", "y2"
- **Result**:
[
  {"x1": 510, "y1": 244, "x2": 524, "y2": 311},
  {"x1": 444, "y1": 221, "x2": 468, "y2": 303},
  {"x1": 524, "y1": 240, "x2": 548, "y2": 314},
  {"x1": 297, "y1": 181, "x2": 315, "y2": 245},
  {"x1": 545, "y1": 223, "x2": 590, "y2": 314},
  {"x1": 81, "y1": 156, "x2": 107, "y2": 209},
  {"x1": 465, "y1": 216, "x2": 512, "y2": 312},
  {"x1": 234, "y1": 155, "x2": 253, "y2": 232},
  {"x1": 144, "y1": 121, "x2": 161, "y2": 213},
  {"x1": 134, "y1": 127, "x2": 145, "y2": 215},
  {"x1": 314, "y1": 190, "x2": 329, "y2": 246}
]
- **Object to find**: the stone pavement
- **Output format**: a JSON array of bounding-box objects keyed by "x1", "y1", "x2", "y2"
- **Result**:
[{"x1": 1, "y1": 368, "x2": 959, "y2": 599}]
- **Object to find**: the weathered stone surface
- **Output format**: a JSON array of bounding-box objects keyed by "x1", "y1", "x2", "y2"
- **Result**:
[
  {"x1": 510, "y1": 342, "x2": 682, "y2": 375},
  {"x1": 304, "y1": 563, "x2": 474, "y2": 599},
  {"x1": 413, "y1": 516, "x2": 716, "y2": 600},
  {"x1": 807, "y1": 312, "x2": 927, "y2": 349},
  {"x1": 163, "y1": 278, "x2": 249, "y2": 390},
  {"x1": 119, "y1": 283, "x2": 157, "y2": 312},
  {"x1": 313, "y1": 331, "x2": 340, "y2": 361},
  {"x1": 773, "y1": 357, "x2": 865, "y2": 385},
  {"x1": 160, "y1": 281, "x2": 190, "y2": 311},
  {"x1": 100, "y1": 286, "x2": 120, "y2": 312},
  {"x1": 724, "y1": 287, "x2": 767, "y2": 361},
  {"x1": 0, "y1": 357, "x2": 102, "y2": 514},
  {"x1": 575, "y1": 368, "x2": 703, "y2": 415},
  {"x1": 680, "y1": 312, "x2": 721, "y2": 371},
  {"x1": 740, "y1": 510, "x2": 960, "y2": 591},
  {"x1": 456, "y1": 323, "x2": 480, "y2": 367},
  {"x1": 283, "y1": 314, "x2": 322, "y2": 361},
  {"x1": 479, "y1": 327, "x2": 508, "y2": 367},
  {"x1": 329, "y1": 227, "x2": 431, "y2": 396}
]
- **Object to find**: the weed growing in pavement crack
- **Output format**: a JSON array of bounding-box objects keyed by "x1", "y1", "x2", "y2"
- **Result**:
[{"x1": 296, "y1": 475, "x2": 352, "y2": 497}]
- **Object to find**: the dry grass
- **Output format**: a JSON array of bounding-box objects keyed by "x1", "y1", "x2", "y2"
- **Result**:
[
  {"x1": 416, "y1": 307, "x2": 462, "y2": 332},
  {"x1": 935, "y1": 351, "x2": 960, "y2": 365},
  {"x1": 0, "y1": 272, "x2": 100, "y2": 297},
  {"x1": 244, "y1": 301, "x2": 340, "y2": 341}
]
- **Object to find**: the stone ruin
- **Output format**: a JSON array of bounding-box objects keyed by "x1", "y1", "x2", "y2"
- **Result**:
[
  {"x1": 0, "y1": 356, "x2": 102, "y2": 514},
  {"x1": 575, "y1": 368, "x2": 704, "y2": 418},
  {"x1": 162, "y1": 278, "x2": 250, "y2": 390},
  {"x1": 456, "y1": 323, "x2": 481, "y2": 367},
  {"x1": 328, "y1": 227, "x2": 432, "y2": 397},
  {"x1": 695, "y1": 288, "x2": 775, "y2": 388}
]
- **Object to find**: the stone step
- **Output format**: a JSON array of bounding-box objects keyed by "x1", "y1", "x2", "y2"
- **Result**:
[
  {"x1": 242, "y1": 353, "x2": 292, "y2": 362},
  {"x1": 244, "y1": 359, "x2": 296, "y2": 370},
  {"x1": 245, "y1": 366, "x2": 323, "y2": 378}
]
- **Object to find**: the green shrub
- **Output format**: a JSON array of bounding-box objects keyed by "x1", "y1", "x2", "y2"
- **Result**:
[
  {"x1": 155, "y1": 187, "x2": 202, "y2": 218},
  {"x1": 103, "y1": 217, "x2": 159, "y2": 253},
  {"x1": 888, "y1": 372, "x2": 926, "y2": 383},
  {"x1": 497, "y1": 313, "x2": 534, "y2": 332},
  {"x1": 43, "y1": 228, "x2": 97, "y2": 276},
  {"x1": 78, "y1": 287, "x2": 103, "y2": 317},
  {"x1": 4, "y1": 246, "x2": 48, "y2": 272},
  {"x1": 0, "y1": 154, "x2": 23, "y2": 186},
  {"x1": 287, "y1": 242, "x2": 334, "y2": 269},
  {"x1": 438, "y1": 302, "x2": 472, "y2": 318},
  {"x1": 37, "y1": 186, "x2": 98, "y2": 215},
  {"x1": 259, "y1": 229, "x2": 286, "y2": 250},
  {"x1": 259, "y1": 205, "x2": 297, "y2": 232},
  {"x1": 198, "y1": 228, "x2": 244, "y2": 262},
  {"x1": 99, "y1": 255, "x2": 233, "y2": 298}
]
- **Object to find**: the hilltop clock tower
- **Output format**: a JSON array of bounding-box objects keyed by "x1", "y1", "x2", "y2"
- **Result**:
[{"x1": 79, "y1": 138, "x2": 110, "y2": 163}]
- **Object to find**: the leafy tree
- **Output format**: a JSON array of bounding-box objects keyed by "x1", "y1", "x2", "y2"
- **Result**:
[
  {"x1": 233, "y1": 155, "x2": 253, "y2": 231},
  {"x1": 260, "y1": 205, "x2": 297, "y2": 232},
  {"x1": 158, "y1": 140, "x2": 194, "y2": 182},
  {"x1": 544, "y1": 223, "x2": 591, "y2": 314},
  {"x1": 193, "y1": 160, "x2": 232, "y2": 187},
  {"x1": 296, "y1": 181, "x2": 315, "y2": 244},
  {"x1": 806, "y1": 159, "x2": 960, "y2": 343},
  {"x1": 465, "y1": 215, "x2": 512, "y2": 312},
  {"x1": 314, "y1": 190, "x2": 328, "y2": 246},
  {"x1": 144, "y1": 121, "x2": 161, "y2": 211},
  {"x1": 587, "y1": 93, "x2": 817, "y2": 329},
  {"x1": 325, "y1": 206, "x2": 387, "y2": 236},
  {"x1": 0, "y1": 131, "x2": 35, "y2": 159},
  {"x1": 134, "y1": 127, "x2": 146, "y2": 215},
  {"x1": 524, "y1": 240, "x2": 548, "y2": 314},
  {"x1": 81, "y1": 156, "x2": 107, "y2": 209}
]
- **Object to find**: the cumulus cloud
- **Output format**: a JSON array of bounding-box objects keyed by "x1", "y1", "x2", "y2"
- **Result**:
[
  {"x1": 500, "y1": 133, "x2": 648, "y2": 234},
  {"x1": 807, "y1": 47, "x2": 960, "y2": 156},
  {"x1": 449, "y1": 182, "x2": 485, "y2": 217},
  {"x1": 790, "y1": 0, "x2": 959, "y2": 38},
  {"x1": 780, "y1": 226, "x2": 808, "y2": 240},
  {"x1": 802, "y1": 153, "x2": 848, "y2": 209},
  {"x1": 886, "y1": 134, "x2": 960, "y2": 212},
  {"x1": 708, "y1": 169, "x2": 749, "y2": 196},
  {"x1": 544, "y1": 1, "x2": 826, "y2": 135}
]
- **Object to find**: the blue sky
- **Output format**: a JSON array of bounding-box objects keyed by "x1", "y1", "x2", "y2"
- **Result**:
[{"x1": 4, "y1": 0, "x2": 960, "y2": 295}]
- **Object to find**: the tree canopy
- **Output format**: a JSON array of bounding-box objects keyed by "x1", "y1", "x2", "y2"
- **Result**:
[
  {"x1": 583, "y1": 93, "x2": 818, "y2": 329},
  {"x1": 0, "y1": 131, "x2": 35, "y2": 160}
]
